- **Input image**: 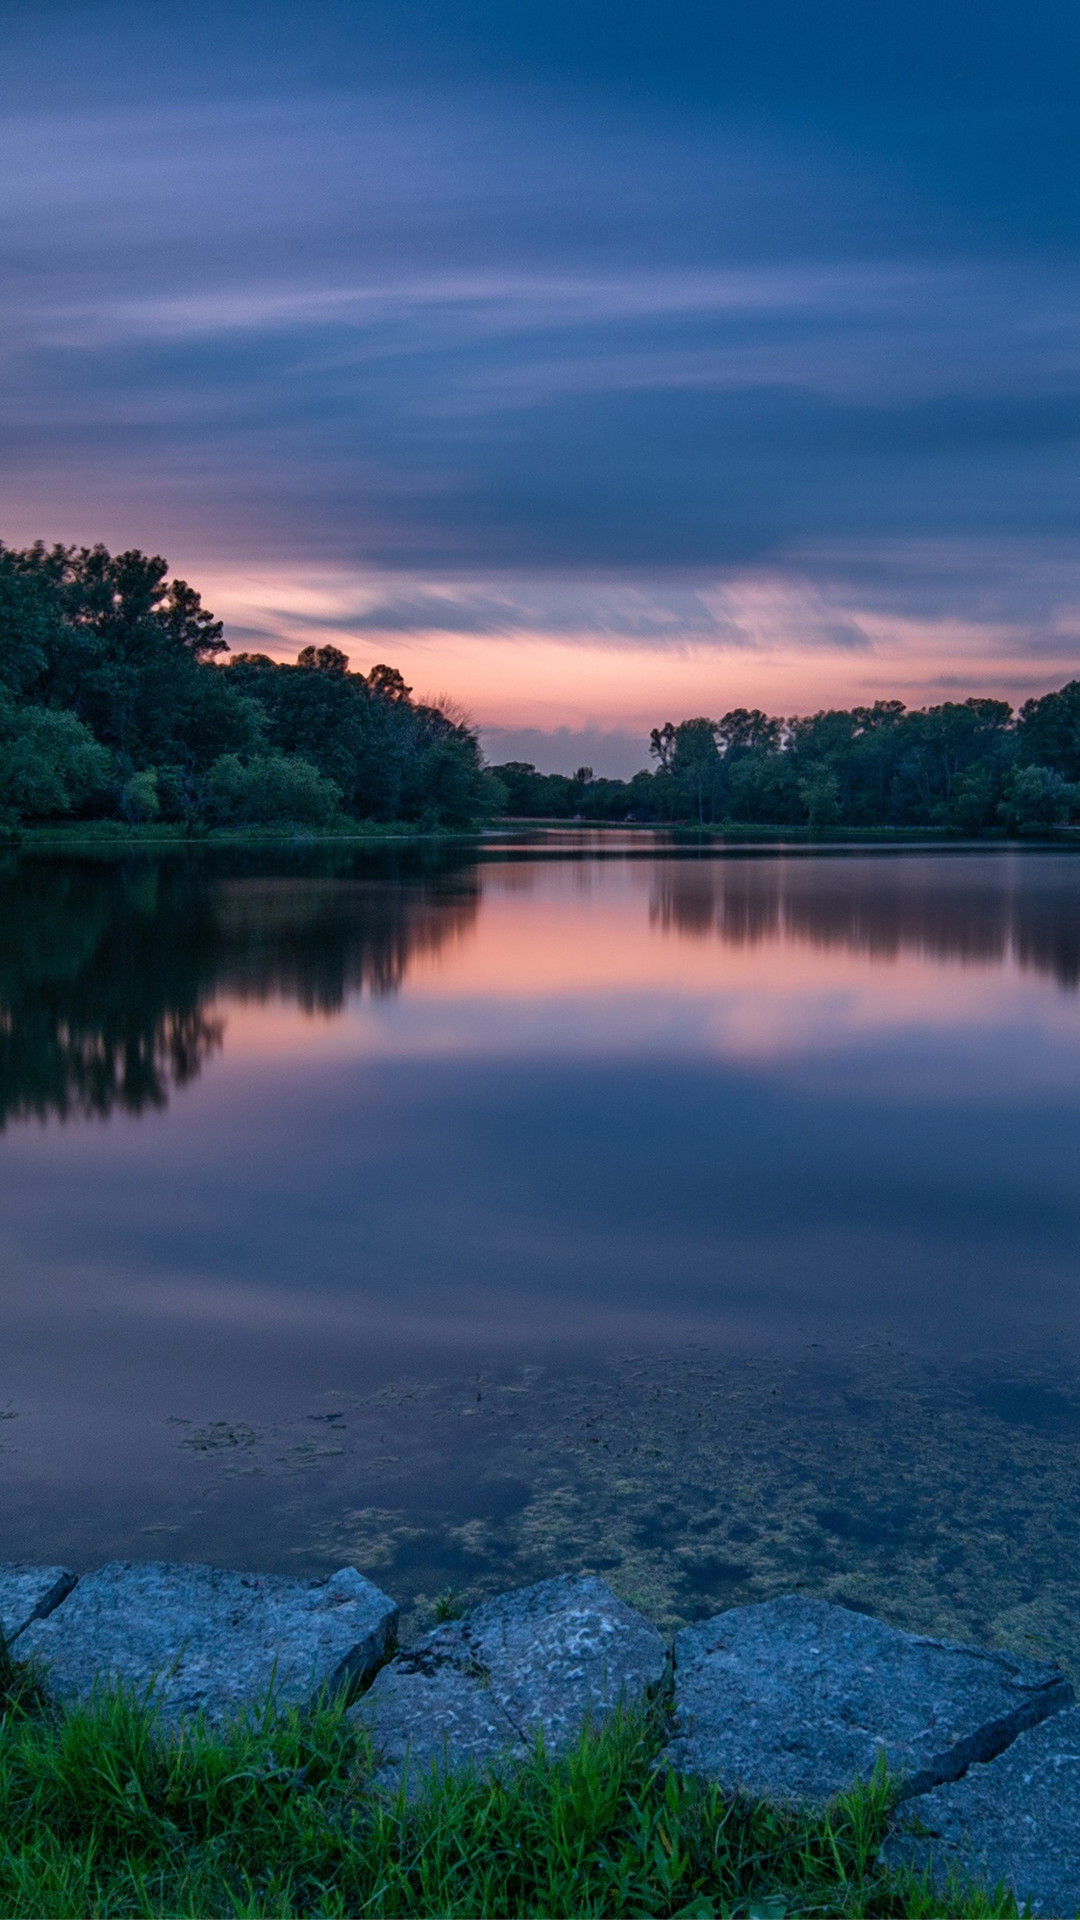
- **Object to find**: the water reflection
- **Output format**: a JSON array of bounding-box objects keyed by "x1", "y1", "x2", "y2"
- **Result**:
[
  {"x1": 649, "y1": 852, "x2": 1080, "y2": 988},
  {"x1": 3, "y1": 841, "x2": 1080, "y2": 1668},
  {"x1": 5, "y1": 846, "x2": 1080, "y2": 1130},
  {"x1": 5, "y1": 845, "x2": 1080, "y2": 1134},
  {"x1": 0, "y1": 848, "x2": 478, "y2": 1126}
]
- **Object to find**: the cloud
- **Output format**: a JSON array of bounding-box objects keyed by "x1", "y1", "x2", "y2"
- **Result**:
[{"x1": 2, "y1": 0, "x2": 1080, "y2": 718}]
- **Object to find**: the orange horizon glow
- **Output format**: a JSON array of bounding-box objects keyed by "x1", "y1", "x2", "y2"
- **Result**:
[{"x1": 193, "y1": 562, "x2": 1079, "y2": 746}]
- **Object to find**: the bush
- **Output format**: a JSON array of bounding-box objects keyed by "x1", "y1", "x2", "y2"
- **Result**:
[
  {"x1": 0, "y1": 698, "x2": 112, "y2": 825},
  {"x1": 119, "y1": 769, "x2": 161, "y2": 823},
  {"x1": 204, "y1": 752, "x2": 343, "y2": 827},
  {"x1": 998, "y1": 763, "x2": 1078, "y2": 835}
]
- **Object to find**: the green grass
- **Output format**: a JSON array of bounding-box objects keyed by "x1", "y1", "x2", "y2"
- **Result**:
[
  {"x1": 9, "y1": 818, "x2": 484, "y2": 846},
  {"x1": 0, "y1": 1675, "x2": 1019, "y2": 1918}
]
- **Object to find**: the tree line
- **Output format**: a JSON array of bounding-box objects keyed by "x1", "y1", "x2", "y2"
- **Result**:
[
  {"x1": 1, "y1": 537, "x2": 1078, "y2": 834},
  {"x1": 0, "y1": 542, "x2": 492, "y2": 829},
  {"x1": 490, "y1": 688, "x2": 1080, "y2": 834}
]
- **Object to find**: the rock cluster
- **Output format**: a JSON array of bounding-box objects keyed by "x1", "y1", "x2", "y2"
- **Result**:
[{"x1": 2, "y1": 1562, "x2": 1078, "y2": 1913}]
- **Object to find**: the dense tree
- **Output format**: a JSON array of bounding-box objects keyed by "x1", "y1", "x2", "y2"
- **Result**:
[
  {"x1": 495, "y1": 685, "x2": 1080, "y2": 835},
  {"x1": 2, "y1": 534, "x2": 1077, "y2": 837},
  {"x1": 1016, "y1": 681, "x2": 1080, "y2": 780},
  {"x1": 224, "y1": 652, "x2": 488, "y2": 824},
  {"x1": 0, "y1": 541, "x2": 492, "y2": 828},
  {"x1": 999, "y1": 763, "x2": 1079, "y2": 834}
]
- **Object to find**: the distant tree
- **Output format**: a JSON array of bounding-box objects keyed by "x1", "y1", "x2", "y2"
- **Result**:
[
  {"x1": 296, "y1": 644, "x2": 349, "y2": 674},
  {"x1": 650, "y1": 718, "x2": 721, "y2": 822},
  {"x1": 492, "y1": 762, "x2": 547, "y2": 815},
  {"x1": 717, "y1": 708, "x2": 782, "y2": 758},
  {"x1": 0, "y1": 544, "x2": 66, "y2": 695},
  {"x1": 367, "y1": 663, "x2": 412, "y2": 703},
  {"x1": 799, "y1": 765, "x2": 842, "y2": 831},
  {"x1": 1017, "y1": 681, "x2": 1080, "y2": 780},
  {"x1": 0, "y1": 541, "x2": 262, "y2": 776}
]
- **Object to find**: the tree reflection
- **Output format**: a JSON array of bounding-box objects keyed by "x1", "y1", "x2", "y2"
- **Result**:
[
  {"x1": 649, "y1": 854, "x2": 1080, "y2": 990},
  {"x1": 0, "y1": 847, "x2": 479, "y2": 1126}
]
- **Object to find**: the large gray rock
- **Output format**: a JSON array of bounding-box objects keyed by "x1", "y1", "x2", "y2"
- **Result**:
[
  {"x1": 355, "y1": 1624, "x2": 522, "y2": 1785},
  {"x1": 665, "y1": 1596, "x2": 1072, "y2": 1809},
  {"x1": 19, "y1": 1561, "x2": 397, "y2": 1724},
  {"x1": 0, "y1": 1566, "x2": 76, "y2": 1646},
  {"x1": 353, "y1": 1574, "x2": 668, "y2": 1787},
  {"x1": 885, "y1": 1706, "x2": 1080, "y2": 1916}
]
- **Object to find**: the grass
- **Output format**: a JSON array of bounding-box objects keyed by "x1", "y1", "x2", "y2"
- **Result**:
[
  {"x1": 8, "y1": 818, "x2": 484, "y2": 846},
  {"x1": 0, "y1": 1668, "x2": 1019, "y2": 1918}
]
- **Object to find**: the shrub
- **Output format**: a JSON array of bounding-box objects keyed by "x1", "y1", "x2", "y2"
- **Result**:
[
  {"x1": 998, "y1": 763, "x2": 1078, "y2": 835},
  {"x1": 204, "y1": 752, "x2": 343, "y2": 827},
  {"x1": 0, "y1": 698, "x2": 112, "y2": 825}
]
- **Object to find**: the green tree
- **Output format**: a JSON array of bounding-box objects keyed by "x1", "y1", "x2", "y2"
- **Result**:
[
  {"x1": 119, "y1": 768, "x2": 162, "y2": 823},
  {"x1": 205, "y1": 753, "x2": 343, "y2": 827},
  {"x1": 1016, "y1": 681, "x2": 1080, "y2": 780},
  {"x1": 1, "y1": 541, "x2": 262, "y2": 776},
  {"x1": 799, "y1": 765, "x2": 842, "y2": 831},
  {"x1": 650, "y1": 718, "x2": 721, "y2": 822},
  {"x1": 0, "y1": 695, "x2": 111, "y2": 826},
  {"x1": 999, "y1": 763, "x2": 1078, "y2": 834}
]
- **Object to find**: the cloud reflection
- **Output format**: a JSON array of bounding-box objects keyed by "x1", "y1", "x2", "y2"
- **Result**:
[{"x1": 2, "y1": 846, "x2": 1079, "y2": 1129}]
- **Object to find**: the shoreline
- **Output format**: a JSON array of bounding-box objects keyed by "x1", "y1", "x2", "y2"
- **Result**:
[{"x1": 5, "y1": 816, "x2": 1079, "y2": 851}]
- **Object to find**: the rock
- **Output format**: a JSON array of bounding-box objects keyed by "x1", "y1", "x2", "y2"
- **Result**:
[
  {"x1": 664, "y1": 1596, "x2": 1072, "y2": 1809},
  {"x1": 353, "y1": 1573, "x2": 668, "y2": 1787},
  {"x1": 19, "y1": 1561, "x2": 397, "y2": 1724},
  {"x1": 885, "y1": 1706, "x2": 1080, "y2": 1916},
  {"x1": 355, "y1": 1624, "x2": 522, "y2": 1786},
  {"x1": 0, "y1": 1566, "x2": 77, "y2": 1646}
]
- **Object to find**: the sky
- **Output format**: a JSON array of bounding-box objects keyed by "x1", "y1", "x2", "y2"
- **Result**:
[{"x1": 3, "y1": 1, "x2": 1080, "y2": 774}]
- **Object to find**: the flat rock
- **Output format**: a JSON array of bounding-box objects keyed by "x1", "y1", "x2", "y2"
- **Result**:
[
  {"x1": 885, "y1": 1706, "x2": 1080, "y2": 1916},
  {"x1": 0, "y1": 1566, "x2": 76, "y2": 1646},
  {"x1": 19, "y1": 1561, "x2": 397, "y2": 1724},
  {"x1": 353, "y1": 1573, "x2": 668, "y2": 1787},
  {"x1": 664, "y1": 1596, "x2": 1072, "y2": 1809},
  {"x1": 354, "y1": 1624, "x2": 522, "y2": 1786}
]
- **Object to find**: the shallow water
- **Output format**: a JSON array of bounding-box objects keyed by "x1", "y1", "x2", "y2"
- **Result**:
[{"x1": 2, "y1": 836, "x2": 1080, "y2": 1665}]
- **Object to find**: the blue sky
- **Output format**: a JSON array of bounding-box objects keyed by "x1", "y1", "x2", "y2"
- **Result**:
[{"x1": 4, "y1": 0, "x2": 1080, "y2": 771}]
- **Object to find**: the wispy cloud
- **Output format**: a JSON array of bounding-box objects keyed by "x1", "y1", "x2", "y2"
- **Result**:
[{"x1": 2, "y1": 1, "x2": 1079, "y2": 722}]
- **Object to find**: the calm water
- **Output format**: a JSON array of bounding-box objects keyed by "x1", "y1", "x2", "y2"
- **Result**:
[{"x1": 3, "y1": 836, "x2": 1080, "y2": 1663}]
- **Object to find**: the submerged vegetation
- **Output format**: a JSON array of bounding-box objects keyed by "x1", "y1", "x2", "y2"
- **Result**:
[
  {"x1": 1, "y1": 535, "x2": 1078, "y2": 836},
  {"x1": 0, "y1": 1677, "x2": 1015, "y2": 1917}
]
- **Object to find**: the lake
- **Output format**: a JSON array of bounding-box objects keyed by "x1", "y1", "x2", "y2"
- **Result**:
[{"x1": 3, "y1": 835, "x2": 1080, "y2": 1667}]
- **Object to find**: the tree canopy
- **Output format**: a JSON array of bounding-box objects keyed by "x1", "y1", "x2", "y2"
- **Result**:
[
  {"x1": 491, "y1": 686, "x2": 1080, "y2": 834},
  {"x1": 0, "y1": 542, "x2": 491, "y2": 828},
  {"x1": 1, "y1": 536, "x2": 1077, "y2": 836}
]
